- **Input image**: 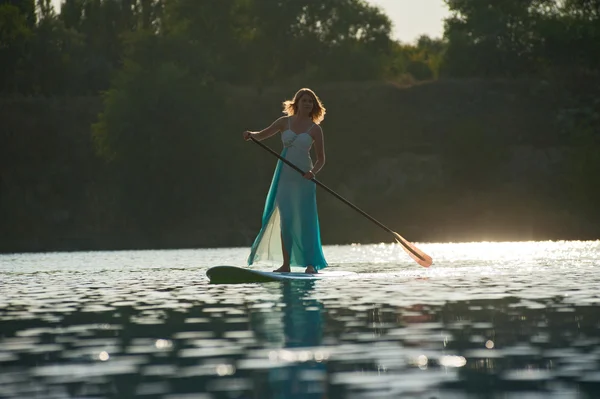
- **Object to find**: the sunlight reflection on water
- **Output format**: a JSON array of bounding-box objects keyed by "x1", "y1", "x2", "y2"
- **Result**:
[{"x1": 1, "y1": 240, "x2": 599, "y2": 398}]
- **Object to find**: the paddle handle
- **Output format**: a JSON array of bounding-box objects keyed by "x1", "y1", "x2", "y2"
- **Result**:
[{"x1": 249, "y1": 137, "x2": 431, "y2": 266}]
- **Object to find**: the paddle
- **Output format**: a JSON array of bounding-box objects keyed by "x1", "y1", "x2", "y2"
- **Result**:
[{"x1": 249, "y1": 136, "x2": 433, "y2": 267}]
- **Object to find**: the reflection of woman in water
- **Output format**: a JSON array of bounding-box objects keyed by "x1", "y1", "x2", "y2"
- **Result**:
[
  {"x1": 242, "y1": 88, "x2": 328, "y2": 275},
  {"x1": 281, "y1": 281, "x2": 323, "y2": 348},
  {"x1": 249, "y1": 281, "x2": 326, "y2": 398}
]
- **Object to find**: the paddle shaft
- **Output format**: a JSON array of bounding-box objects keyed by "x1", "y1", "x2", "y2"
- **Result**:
[{"x1": 249, "y1": 136, "x2": 422, "y2": 261}]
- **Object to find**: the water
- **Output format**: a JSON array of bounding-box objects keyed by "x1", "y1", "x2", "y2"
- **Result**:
[{"x1": 1, "y1": 241, "x2": 599, "y2": 398}]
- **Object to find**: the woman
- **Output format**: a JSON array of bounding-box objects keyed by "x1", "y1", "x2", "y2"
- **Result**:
[{"x1": 242, "y1": 88, "x2": 327, "y2": 274}]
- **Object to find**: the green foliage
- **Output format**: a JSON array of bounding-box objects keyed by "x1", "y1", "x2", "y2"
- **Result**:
[
  {"x1": 443, "y1": 0, "x2": 543, "y2": 76},
  {"x1": 1, "y1": 0, "x2": 598, "y2": 91},
  {"x1": 0, "y1": 0, "x2": 406, "y2": 94},
  {"x1": 558, "y1": 96, "x2": 600, "y2": 209},
  {"x1": 387, "y1": 36, "x2": 446, "y2": 81},
  {"x1": 92, "y1": 56, "x2": 226, "y2": 231},
  {"x1": 442, "y1": 0, "x2": 600, "y2": 77},
  {"x1": 159, "y1": 0, "x2": 395, "y2": 85},
  {"x1": 406, "y1": 59, "x2": 433, "y2": 81},
  {"x1": 439, "y1": 118, "x2": 510, "y2": 190},
  {"x1": 28, "y1": 11, "x2": 87, "y2": 94},
  {"x1": 0, "y1": 4, "x2": 32, "y2": 92},
  {"x1": 0, "y1": 0, "x2": 35, "y2": 25}
]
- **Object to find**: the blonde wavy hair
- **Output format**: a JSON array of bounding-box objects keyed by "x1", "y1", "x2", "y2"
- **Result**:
[{"x1": 282, "y1": 88, "x2": 326, "y2": 124}]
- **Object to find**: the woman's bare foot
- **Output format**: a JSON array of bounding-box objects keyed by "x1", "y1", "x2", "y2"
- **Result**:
[
  {"x1": 273, "y1": 265, "x2": 291, "y2": 273},
  {"x1": 305, "y1": 266, "x2": 318, "y2": 274}
]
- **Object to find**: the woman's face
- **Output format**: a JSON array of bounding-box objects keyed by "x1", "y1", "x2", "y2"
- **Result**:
[{"x1": 297, "y1": 93, "x2": 314, "y2": 114}]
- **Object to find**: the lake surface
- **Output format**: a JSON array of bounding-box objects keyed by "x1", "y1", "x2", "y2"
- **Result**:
[{"x1": 1, "y1": 241, "x2": 599, "y2": 398}]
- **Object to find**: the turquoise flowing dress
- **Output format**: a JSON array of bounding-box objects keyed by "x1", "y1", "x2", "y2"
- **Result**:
[{"x1": 247, "y1": 120, "x2": 328, "y2": 270}]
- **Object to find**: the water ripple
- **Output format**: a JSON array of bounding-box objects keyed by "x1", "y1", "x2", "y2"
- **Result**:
[{"x1": 1, "y1": 241, "x2": 599, "y2": 398}]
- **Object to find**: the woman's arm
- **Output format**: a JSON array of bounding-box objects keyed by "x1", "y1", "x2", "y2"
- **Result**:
[
  {"x1": 307, "y1": 126, "x2": 326, "y2": 178},
  {"x1": 243, "y1": 117, "x2": 286, "y2": 141}
]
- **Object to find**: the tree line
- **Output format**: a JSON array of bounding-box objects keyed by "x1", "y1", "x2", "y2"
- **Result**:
[
  {"x1": 2, "y1": 0, "x2": 599, "y2": 95},
  {"x1": 1, "y1": 0, "x2": 446, "y2": 96},
  {"x1": 1, "y1": 0, "x2": 599, "y2": 251}
]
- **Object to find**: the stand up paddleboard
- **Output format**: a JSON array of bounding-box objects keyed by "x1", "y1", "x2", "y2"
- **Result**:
[{"x1": 206, "y1": 266, "x2": 356, "y2": 284}]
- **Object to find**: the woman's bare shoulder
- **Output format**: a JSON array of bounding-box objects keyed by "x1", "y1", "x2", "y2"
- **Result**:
[
  {"x1": 309, "y1": 124, "x2": 323, "y2": 141},
  {"x1": 271, "y1": 115, "x2": 289, "y2": 129}
]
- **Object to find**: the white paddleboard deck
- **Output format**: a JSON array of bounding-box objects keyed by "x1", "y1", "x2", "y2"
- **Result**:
[{"x1": 206, "y1": 265, "x2": 356, "y2": 284}]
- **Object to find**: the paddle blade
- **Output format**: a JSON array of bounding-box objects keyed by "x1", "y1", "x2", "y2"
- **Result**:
[{"x1": 393, "y1": 232, "x2": 433, "y2": 268}]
